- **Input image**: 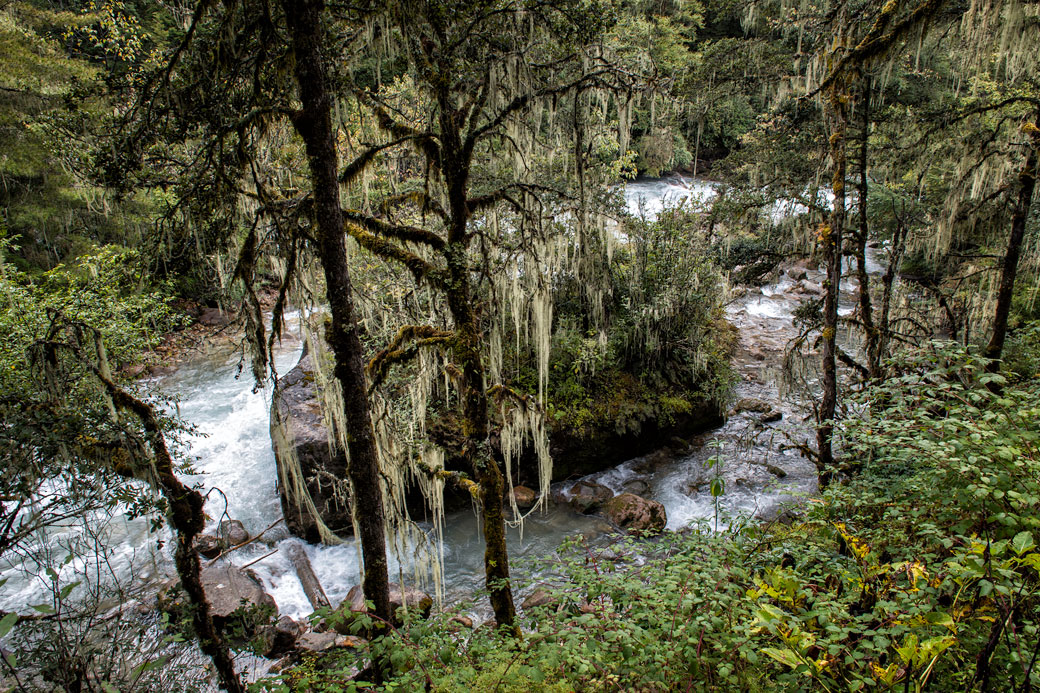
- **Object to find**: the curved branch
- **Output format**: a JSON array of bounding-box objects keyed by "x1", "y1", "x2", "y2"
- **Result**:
[
  {"x1": 342, "y1": 208, "x2": 446, "y2": 250},
  {"x1": 367, "y1": 325, "x2": 453, "y2": 388},
  {"x1": 345, "y1": 222, "x2": 445, "y2": 286}
]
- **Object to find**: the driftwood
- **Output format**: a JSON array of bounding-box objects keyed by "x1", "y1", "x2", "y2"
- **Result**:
[{"x1": 283, "y1": 540, "x2": 330, "y2": 611}]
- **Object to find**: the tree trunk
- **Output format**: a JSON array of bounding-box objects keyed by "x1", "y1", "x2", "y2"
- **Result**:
[
  {"x1": 444, "y1": 240, "x2": 518, "y2": 632},
  {"x1": 816, "y1": 88, "x2": 848, "y2": 486},
  {"x1": 96, "y1": 375, "x2": 243, "y2": 693},
  {"x1": 984, "y1": 134, "x2": 1038, "y2": 369},
  {"x1": 281, "y1": 0, "x2": 392, "y2": 633},
  {"x1": 439, "y1": 100, "x2": 518, "y2": 630},
  {"x1": 854, "y1": 77, "x2": 881, "y2": 379}
]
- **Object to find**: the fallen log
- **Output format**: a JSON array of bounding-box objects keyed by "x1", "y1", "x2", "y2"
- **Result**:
[{"x1": 283, "y1": 540, "x2": 330, "y2": 611}]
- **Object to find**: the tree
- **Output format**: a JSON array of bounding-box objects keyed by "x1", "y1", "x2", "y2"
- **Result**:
[
  {"x1": 107, "y1": 0, "x2": 397, "y2": 653},
  {"x1": 319, "y1": 0, "x2": 641, "y2": 629}
]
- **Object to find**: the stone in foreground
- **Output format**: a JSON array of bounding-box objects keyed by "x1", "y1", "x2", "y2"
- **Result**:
[{"x1": 600, "y1": 493, "x2": 667, "y2": 535}]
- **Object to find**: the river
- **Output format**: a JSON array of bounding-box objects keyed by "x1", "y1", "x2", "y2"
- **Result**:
[{"x1": 0, "y1": 175, "x2": 879, "y2": 627}]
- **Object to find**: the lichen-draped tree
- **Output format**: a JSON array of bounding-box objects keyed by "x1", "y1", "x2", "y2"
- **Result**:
[
  {"x1": 34, "y1": 320, "x2": 244, "y2": 693},
  {"x1": 789, "y1": 0, "x2": 951, "y2": 478},
  {"x1": 279, "y1": 0, "x2": 393, "y2": 630},
  {"x1": 984, "y1": 116, "x2": 1038, "y2": 368},
  {"x1": 109, "y1": 0, "x2": 395, "y2": 635},
  {"x1": 327, "y1": 0, "x2": 636, "y2": 629}
]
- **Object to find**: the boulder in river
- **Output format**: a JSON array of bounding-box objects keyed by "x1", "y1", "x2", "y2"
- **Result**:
[
  {"x1": 160, "y1": 563, "x2": 278, "y2": 634},
  {"x1": 760, "y1": 410, "x2": 782, "y2": 424},
  {"x1": 296, "y1": 631, "x2": 340, "y2": 654},
  {"x1": 219, "y1": 519, "x2": 250, "y2": 546},
  {"x1": 600, "y1": 493, "x2": 667, "y2": 535},
  {"x1": 194, "y1": 533, "x2": 223, "y2": 559},
  {"x1": 201, "y1": 563, "x2": 277, "y2": 627},
  {"x1": 259, "y1": 615, "x2": 304, "y2": 657},
  {"x1": 521, "y1": 586, "x2": 555, "y2": 612},
  {"x1": 330, "y1": 583, "x2": 433, "y2": 631},
  {"x1": 733, "y1": 397, "x2": 771, "y2": 415},
  {"x1": 511, "y1": 485, "x2": 537, "y2": 509},
  {"x1": 270, "y1": 350, "x2": 353, "y2": 543},
  {"x1": 567, "y1": 480, "x2": 614, "y2": 513}
]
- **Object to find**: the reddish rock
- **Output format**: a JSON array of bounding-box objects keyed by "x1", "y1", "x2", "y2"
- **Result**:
[
  {"x1": 449, "y1": 615, "x2": 474, "y2": 629},
  {"x1": 511, "y1": 485, "x2": 537, "y2": 508},
  {"x1": 521, "y1": 587, "x2": 554, "y2": 611},
  {"x1": 600, "y1": 493, "x2": 667, "y2": 535}
]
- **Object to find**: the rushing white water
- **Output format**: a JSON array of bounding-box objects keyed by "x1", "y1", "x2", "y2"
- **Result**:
[{"x1": 2, "y1": 175, "x2": 884, "y2": 626}]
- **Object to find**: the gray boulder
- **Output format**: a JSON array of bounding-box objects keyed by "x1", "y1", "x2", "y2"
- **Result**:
[
  {"x1": 330, "y1": 583, "x2": 433, "y2": 631},
  {"x1": 201, "y1": 563, "x2": 277, "y2": 626},
  {"x1": 271, "y1": 351, "x2": 353, "y2": 543},
  {"x1": 219, "y1": 519, "x2": 249, "y2": 546},
  {"x1": 567, "y1": 480, "x2": 613, "y2": 514}
]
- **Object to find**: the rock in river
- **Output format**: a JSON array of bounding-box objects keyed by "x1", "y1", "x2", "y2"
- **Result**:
[
  {"x1": 600, "y1": 493, "x2": 667, "y2": 535},
  {"x1": 270, "y1": 350, "x2": 353, "y2": 542},
  {"x1": 201, "y1": 563, "x2": 277, "y2": 626},
  {"x1": 567, "y1": 480, "x2": 614, "y2": 513}
]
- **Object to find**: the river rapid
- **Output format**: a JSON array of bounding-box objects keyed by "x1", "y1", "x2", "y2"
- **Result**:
[{"x1": 1, "y1": 175, "x2": 880, "y2": 626}]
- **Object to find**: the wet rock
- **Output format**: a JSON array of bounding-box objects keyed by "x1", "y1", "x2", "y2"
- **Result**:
[
  {"x1": 194, "y1": 533, "x2": 224, "y2": 559},
  {"x1": 201, "y1": 563, "x2": 277, "y2": 626},
  {"x1": 333, "y1": 583, "x2": 433, "y2": 631},
  {"x1": 668, "y1": 436, "x2": 690, "y2": 452},
  {"x1": 297, "y1": 631, "x2": 340, "y2": 654},
  {"x1": 600, "y1": 493, "x2": 667, "y2": 535},
  {"x1": 197, "y1": 306, "x2": 229, "y2": 327},
  {"x1": 271, "y1": 350, "x2": 353, "y2": 542},
  {"x1": 621, "y1": 478, "x2": 651, "y2": 497},
  {"x1": 259, "y1": 616, "x2": 304, "y2": 657},
  {"x1": 760, "y1": 410, "x2": 783, "y2": 424},
  {"x1": 450, "y1": 615, "x2": 474, "y2": 629},
  {"x1": 521, "y1": 587, "x2": 554, "y2": 611},
  {"x1": 511, "y1": 485, "x2": 537, "y2": 509},
  {"x1": 764, "y1": 463, "x2": 788, "y2": 478},
  {"x1": 733, "y1": 398, "x2": 771, "y2": 414},
  {"x1": 121, "y1": 363, "x2": 148, "y2": 379},
  {"x1": 795, "y1": 279, "x2": 824, "y2": 296},
  {"x1": 219, "y1": 519, "x2": 250, "y2": 546},
  {"x1": 567, "y1": 480, "x2": 614, "y2": 513},
  {"x1": 788, "y1": 269, "x2": 808, "y2": 281}
]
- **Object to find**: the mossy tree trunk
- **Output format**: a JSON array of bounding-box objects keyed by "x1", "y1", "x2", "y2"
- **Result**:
[
  {"x1": 853, "y1": 76, "x2": 882, "y2": 380},
  {"x1": 984, "y1": 121, "x2": 1038, "y2": 369},
  {"x1": 817, "y1": 84, "x2": 848, "y2": 486},
  {"x1": 281, "y1": 0, "x2": 393, "y2": 633},
  {"x1": 439, "y1": 96, "x2": 518, "y2": 632}
]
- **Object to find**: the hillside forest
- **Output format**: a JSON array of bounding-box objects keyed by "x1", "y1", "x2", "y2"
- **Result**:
[{"x1": 1, "y1": 0, "x2": 1039, "y2": 690}]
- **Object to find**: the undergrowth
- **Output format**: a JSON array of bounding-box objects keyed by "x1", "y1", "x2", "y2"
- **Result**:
[{"x1": 255, "y1": 342, "x2": 1040, "y2": 692}]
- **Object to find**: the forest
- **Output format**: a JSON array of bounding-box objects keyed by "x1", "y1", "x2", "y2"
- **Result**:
[{"x1": 0, "y1": 0, "x2": 1038, "y2": 690}]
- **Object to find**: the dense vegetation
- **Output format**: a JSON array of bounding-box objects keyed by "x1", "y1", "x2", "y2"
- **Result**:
[{"x1": 0, "y1": 0, "x2": 1038, "y2": 690}]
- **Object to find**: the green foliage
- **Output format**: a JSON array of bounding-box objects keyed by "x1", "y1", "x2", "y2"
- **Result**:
[
  {"x1": 0, "y1": 238, "x2": 184, "y2": 558},
  {"x1": 257, "y1": 342, "x2": 1040, "y2": 692},
  {"x1": 610, "y1": 203, "x2": 732, "y2": 399}
]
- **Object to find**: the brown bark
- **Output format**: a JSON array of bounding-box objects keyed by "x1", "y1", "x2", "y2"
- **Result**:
[
  {"x1": 854, "y1": 77, "x2": 881, "y2": 379},
  {"x1": 984, "y1": 132, "x2": 1038, "y2": 369},
  {"x1": 280, "y1": 0, "x2": 393, "y2": 635},
  {"x1": 439, "y1": 95, "x2": 519, "y2": 629},
  {"x1": 816, "y1": 87, "x2": 848, "y2": 487},
  {"x1": 92, "y1": 371, "x2": 244, "y2": 693}
]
